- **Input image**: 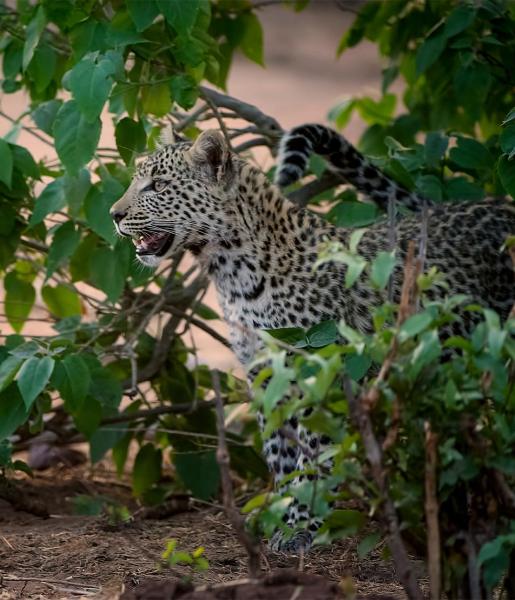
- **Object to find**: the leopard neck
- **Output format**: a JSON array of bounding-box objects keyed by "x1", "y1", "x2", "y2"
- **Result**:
[{"x1": 196, "y1": 162, "x2": 347, "y2": 331}]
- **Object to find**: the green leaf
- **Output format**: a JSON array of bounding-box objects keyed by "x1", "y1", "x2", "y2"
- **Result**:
[
  {"x1": 239, "y1": 13, "x2": 264, "y2": 66},
  {"x1": 22, "y1": 6, "x2": 46, "y2": 70},
  {"x1": 42, "y1": 284, "x2": 82, "y2": 318},
  {"x1": 30, "y1": 177, "x2": 67, "y2": 226},
  {"x1": 356, "y1": 94, "x2": 396, "y2": 126},
  {"x1": 3, "y1": 41, "x2": 23, "y2": 79},
  {"x1": 265, "y1": 327, "x2": 307, "y2": 348},
  {"x1": 327, "y1": 201, "x2": 379, "y2": 228},
  {"x1": 106, "y1": 11, "x2": 145, "y2": 46},
  {"x1": 133, "y1": 443, "x2": 162, "y2": 497},
  {"x1": 0, "y1": 139, "x2": 13, "y2": 188},
  {"x1": 500, "y1": 124, "x2": 515, "y2": 158},
  {"x1": 357, "y1": 531, "x2": 382, "y2": 558},
  {"x1": 84, "y1": 183, "x2": 122, "y2": 245},
  {"x1": 65, "y1": 53, "x2": 118, "y2": 121},
  {"x1": 31, "y1": 99, "x2": 62, "y2": 136},
  {"x1": 323, "y1": 509, "x2": 365, "y2": 536},
  {"x1": 89, "y1": 366, "x2": 122, "y2": 409},
  {"x1": 0, "y1": 384, "x2": 28, "y2": 441},
  {"x1": 90, "y1": 423, "x2": 127, "y2": 463},
  {"x1": 17, "y1": 356, "x2": 55, "y2": 410},
  {"x1": 58, "y1": 354, "x2": 91, "y2": 411},
  {"x1": 449, "y1": 137, "x2": 494, "y2": 171},
  {"x1": 444, "y1": 5, "x2": 476, "y2": 38},
  {"x1": 174, "y1": 450, "x2": 220, "y2": 501},
  {"x1": 195, "y1": 303, "x2": 219, "y2": 320},
  {"x1": 46, "y1": 222, "x2": 81, "y2": 278},
  {"x1": 424, "y1": 132, "x2": 448, "y2": 168},
  {"x1": 73, "y1": 397, "x2": 102, "y2": 438},
  {"x1": 415, "y1": 174, "x2": 443, "y2": 202},
  {"x1": 115, "y1": 117, "x2": 147, "y2": 165},
  {"x1": 127, "y1": 0, "x2": 159, "y2": 31},
  {"x1": 477, "y1": 534, "x2": 515, "y2": 590},
  {"x1": 11, "y1": 144, "x2": 39, "y2": 180},
  {"x1": 158, "y1": 0, "x2": 201, "y2": 35},
  {"x1": 445, "y1": 177, "x2": 485, "y2": 201},
  {"x1": 498, "y1": 155, "x2": 515, "y2": 198},
  {"x1": 27, "y1": 44, "x2": 57, "y2": 93},
  {"x1": 89, "y1": 243, "x2": 130, "y2": 302},
  {"x1": 170, "y1": 75, "x2": 199, "y2": 110},
  {"x1": 399, "y1": 311, "x2": 433, "y2": 340},
  {"x1": 345, "y1": 353, "x2": 371, "y2": 381},
  {"x1": 141, "y1": 83, "x2": 172, "y2": 117},
  {"x1": 306, "y1": 320, "x2": 338, "y2": 348},
  {"x1": 53, "y1": 100, "x2": 101, "y2": 174},
  {"x1": 345, "y1": 253, "x2": 367, "y2": 288},
  {"x1": 328, "y1": 98, "x2": 356, "y2": 129},
  {"x1": 370, "y1": 251, "x2": 396, "y2": 290},
  {"x1": 416, "y1": 31, "x2": 446, "y2": 75},
  {"x1": 0, "y1": 355, "x2": 24, "y2": 393},
  {"x1": 411, "y1": 329, "x2": 441, "y2": 374},
  {"x1": 69, "y1": 20, "x2": 108, "y2": 59},
  {"x1": 4, "y1": 272, "x2": 35, "y2": 333}
]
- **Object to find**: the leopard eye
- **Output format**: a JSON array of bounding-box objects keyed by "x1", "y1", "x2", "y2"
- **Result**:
[{"x1": 153, "y1": 179, "x2": 167, "y2": 192}]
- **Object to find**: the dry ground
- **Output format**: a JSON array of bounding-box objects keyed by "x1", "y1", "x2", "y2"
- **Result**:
[{"x1": 0, "y1": 464, "x2": 409, "y2": 600}]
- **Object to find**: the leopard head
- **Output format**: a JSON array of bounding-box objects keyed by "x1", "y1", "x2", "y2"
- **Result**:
[{"x1": 110, "y1": 130, "x2": 237, "y2": 267}]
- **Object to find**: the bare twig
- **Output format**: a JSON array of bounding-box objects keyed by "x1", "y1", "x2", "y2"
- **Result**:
[
  {"x1": 201, "y1": 91, "x2": 235, "y2": 151},
  {"x1": 101, "y1": 401, "x2": 218, "y2": 424},
  {"x1": 287, "y1": 171, "x2": 342, "y2": 207},
  {"x1": 212, "y1": 369, "x2": 261, "y2": 578},
  {"x1": 424, "y1": 421, "x2": 441, "y2": 600},
  {"x1": 166, "y1": 305, "x2": 231, "y2": 348},
  {"x1": 0, "y1": 110, "x2": 54, "y2": 147},
  {"x1": 343, "y1": 377, "x2": 424, "y2": 600},
  {"x1": 20, "y1": 237, "x2": 49, "y2": 253}
]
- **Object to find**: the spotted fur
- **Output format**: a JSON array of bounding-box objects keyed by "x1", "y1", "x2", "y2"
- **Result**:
[{"x1": 111, "y1": 126, "x2": 514, "y2": 553}]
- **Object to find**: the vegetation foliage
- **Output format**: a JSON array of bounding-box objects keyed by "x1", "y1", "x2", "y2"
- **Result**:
[{"x1": 0, "y1": 1, "x2": 514, "y2": 598}]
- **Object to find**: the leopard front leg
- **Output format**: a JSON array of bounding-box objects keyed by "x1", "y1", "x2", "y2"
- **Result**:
[
  {"x1": 258, "y1": 410, "x2": 330, "y2": 554},
  {"x1": 237, "y1": 330, "x2": 329, "y2": 554}
]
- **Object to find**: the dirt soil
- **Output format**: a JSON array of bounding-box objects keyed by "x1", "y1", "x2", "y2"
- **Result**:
[{"x1": 0, "y1": 465, "x2": 409, "y2": 600}]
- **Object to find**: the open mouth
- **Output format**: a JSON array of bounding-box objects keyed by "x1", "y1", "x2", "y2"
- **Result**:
[{"x1": 132, "y1": 232, "x2": 175, "y2": 257}]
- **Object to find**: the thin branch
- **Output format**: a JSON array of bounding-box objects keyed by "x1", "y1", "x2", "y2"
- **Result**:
[
  {"x1": 166, "y1": 305, "x2": 231, "y2": 349},
  {"x1": 0, "y1": 110, "x2": 54, "y2": 148},
  {"x1": 213, "y1": 369, "x2": 261, "y2": 578},
  {"x1": 101, "y1": 400, "x2": 217, "y2": 424},
  {"x1": 344, "y1": 377, "x2": 424, "y2": 600},
  {"x1": 200, "y1": 90, "x2": 235, "y2": 151},
  {"x1": 425, "y1": 421, "x2": 441, "y2": 600},
  {"x1": 287, "y1": 171, "x2": 342, "y2": 207},
  {"x1": 20, "y1": 238, "x2": 49, "y2": 253}
]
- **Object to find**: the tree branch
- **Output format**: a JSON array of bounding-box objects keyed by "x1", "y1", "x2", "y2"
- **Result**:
[
  {"x1": 213, "y1": 370, "x2": 261, "y2": 578},
  {"x1": 199, "y1": 86, "x2": 283, "y2": 138},
  {"x1": 425, "y1": 421, "x2": 441, "y2": 600},
  {"x1": 287, "y1": 171, "x2": 342, "y2": 207}
]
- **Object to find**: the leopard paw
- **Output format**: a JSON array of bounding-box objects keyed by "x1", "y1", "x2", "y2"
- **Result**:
[{"x1": 269, "y1": 529, "x2": 313, "y2": 554}]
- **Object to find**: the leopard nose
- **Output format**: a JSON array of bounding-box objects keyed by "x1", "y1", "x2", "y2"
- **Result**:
[{"x1": 111, "y1": 209, "x2": 127, "y2": 224}]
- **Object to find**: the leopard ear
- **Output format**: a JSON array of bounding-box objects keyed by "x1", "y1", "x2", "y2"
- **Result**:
[
  {"x1": 159, "y1": 124, "x2": 175, "y2": 147},
  {"x1": 189, "y1": 129, "x2": 233, "y2": 185}
]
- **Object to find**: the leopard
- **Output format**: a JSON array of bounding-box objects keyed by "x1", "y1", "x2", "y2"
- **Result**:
[{"x1": 110, "y1": 122, "x2": 514, "y2": 554}]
